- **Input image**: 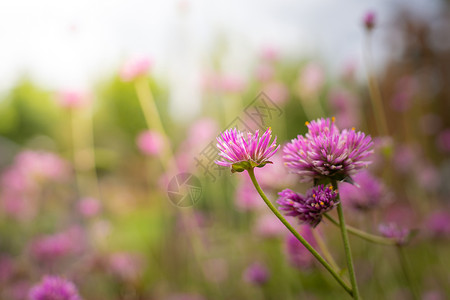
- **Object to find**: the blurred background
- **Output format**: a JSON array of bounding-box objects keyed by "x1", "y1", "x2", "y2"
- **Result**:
[{"x1": 0, "y1": 0, "x2": 449, "y2": 299}]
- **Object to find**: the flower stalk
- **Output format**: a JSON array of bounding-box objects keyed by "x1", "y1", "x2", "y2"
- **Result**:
[
  {"x1": 332, "y1": 180, "x2": 361, "y2": 300},
  {"x1": 324, "y1": 214, "x2": 396, "y2": 246},
  {"x1": 248, "y1": 168, "x2": 353, "y2": 296}
]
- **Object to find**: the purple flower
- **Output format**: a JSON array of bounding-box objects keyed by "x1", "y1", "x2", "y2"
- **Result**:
[
  {"x1": 363, "y1": 11, "x2": 376, "y2": 30},
  {"x1": 215, "y1": 127, "x2": 279, "y2": 172},
  {"x1": 243, "y1": 262, "x2": 270, "y2": 285},
  {"x1": 339, "y1": 170, "x2": 385, "y2": 210},
  {"x1": 283, "y1": 118, "x2": 373, "y2": 182},
  {"x1": 277, "y1": 185, "x2": 339, "y2": 227},
  {"x1": 379, "y1": 223, "x2": 410, "y2": 245},
  {"x1": 29, "y1": 276, "x2": 81, "y2": 300}
]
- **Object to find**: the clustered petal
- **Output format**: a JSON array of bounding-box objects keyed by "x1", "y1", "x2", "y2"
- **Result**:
[
  {"x1": 29, "y1": 276, "x2": 81, "y2": 300},
  {"x1": 215, "y1": 127, "x2": 279, "y2": 170},
  {"x1": 283, "y1": 118, "x2": 373, "y2": 182},
  {"x1": 277, "y1": 185, "x2": 339, "y2": 227}
]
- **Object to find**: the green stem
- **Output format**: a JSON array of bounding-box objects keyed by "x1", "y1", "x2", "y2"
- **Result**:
[
  {"x1": 332, "y1": 180, "x2": 360, "y2": 300},
  {"x1": 396, "y1": 246, "x2": 420, "y2": 300},
  {"x1": 324, "y1": 214, "x2": 396, "y2": 246},
  {"x1": 247, "y1": 169, "x2": 353, "y2": 297}
]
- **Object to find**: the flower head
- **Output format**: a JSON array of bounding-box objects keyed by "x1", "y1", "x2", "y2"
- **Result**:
[
  {"x1": 363, "y1": 11, "x2": 376, "y2": 30},
  {"x1": 283, "y1": 118, "x2": 373, "y2": 182},
  {"x1": 277, "y1": 185, "x2": 339, "y2": 227},
  {"x1": 215, "y1": 127, "x2": 279, "y2": 172},
  {"x1": 120, "y1": 57, "x2": 153, "y2": 81},
  {"x1": 29, "y1": 276, "x2": 81, "y2": 300},
  {"x1": 136, "y1": 130, "x2": 165, "y2": 156}
]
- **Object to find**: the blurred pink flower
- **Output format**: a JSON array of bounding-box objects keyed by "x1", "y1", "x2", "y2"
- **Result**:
[
  {"x1": 390, "y1": 76, "x2": 418, "y2": 112},
  {"x1": 260, "y1": 45, "x2": 279, "y2": 61},
  {"x1": 15, "y1": 151, "x2": 70, "y2": 183},
  {"x1": 392, "y1": 144, "x2": 418, "y2": 174},
  {"x1": 297, "y1": 62, "x2": 325, "y2": 97},
  {"x1": 263, "y1": 82, "x2": 289, "y2": 105},
  {"x1": 0, "y1": 255, "x2": 14, "y2": 283},
  {"x1": 339, "y1": 170, "x2": 386, "y2": 210},
  {"x1": 108, "y1": 252, "x2": 144, "y2": 282},
  {"x1": 1, "y1": 150, "x2": 70, "y2": 220},
  {"x1": 78, "y1": 197, "x2": 101, "y2": 218},
  {"x1": 363, "y1": 11, "x2": 376, "y2": 30},
  {"x1": 243, "y1": 262, "x2": 270, "y2": 285},
  {"x1": 254, "y1": 213, "x2": 286, "y2": 238},
  {"x1": 340, "y1": 59, "x2": 357, "y2": 82},
  {"x1": 437, "y1": 128, "x2": 450, "y2": 153},
  {"x1": 415, "y1": 163, "x2": 440, "y2": 192},
  {"x1": 136, "y1": 130, "x2": 165, "y2": 156},
  {"x1": 202, "y1": 258, "x2": 228, "y2": 283},
  {"x1": 255, "y1": 63, "x2": 274, "y2": 82},
  {"x1": 201, "y1": 72, "x2": 246, "y2": 94},
  {"x1": 284, "y1": 226, "x2": 316, "y2": 269},
  {"x1": 58, "y1": 90, "x2": 90, "y2": 109},
  {"x1": 425, "y1": 211, "x2": 450, "y2": 238},
  {"x1": 235, "y1": 176, "x2": 265, "y2": 212},
  {"x1": 256, "y1": 151, "x2": 296, "y2": 189},
  {"x1": 187, "y1": 118, "x2": 219, "y2": 148},
  {"x1": 30, "y1": 227, "x2": 84, "y2": 263},
  {"x1": 329, "y1": 88, "x2": 360, "y2": 128},
  {"x1": 120, "y1": 57, "x2": 153, "y2": 81},
  {"x1": 219, "y1": 74, "x2": 246, "y2": 93}
]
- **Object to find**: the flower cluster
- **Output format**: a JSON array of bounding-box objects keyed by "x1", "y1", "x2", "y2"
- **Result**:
[
  {"x1": 277, "y1": 185, "x2": 339, "y2": 227},
  {"x1": 283, "y1": 118, "x2": 373, "y2": 182},
  {"x1": 29, "y1": 276, "x2": 81, "y2": 300},
  {"x1": 215, "y1": 127, "x2": 279, "y2": 172}
]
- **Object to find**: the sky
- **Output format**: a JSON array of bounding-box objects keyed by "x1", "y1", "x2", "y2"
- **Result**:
[{"x1": 0, "y1": 0, "x2": 441, "y2": 117}]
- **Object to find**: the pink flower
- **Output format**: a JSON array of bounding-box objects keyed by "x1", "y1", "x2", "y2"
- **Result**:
[
  {"x1": 260, "y1": 45, "x2": 279, "y2": 62},
  {"x1": 235, "y1": 176, "x2": 265, "y2": 212},
  {"x1": 219, "y1": 74, "x2": 246, "y2": 93},
  {"x1": 437, "y1": 129, "x2": 450, "y2": 153},
  {"x1": 78, "y1": 197, "x2": 101, "y2": 217},
  {"x1": 363, "y1": 11, "x2": 376, "y2": 30},
  {"x1": 263, "y1": 82, "x2": 289, "y2": 105},
  {"x1": 254, "y1": 213, "x2": 286, "y2": 238},
  {"x1": 297, "y1": 62, "x2": 325, "y2": 97},
  {"x1": 136, "y1": 130, "x2": 165, "y2": 156},
  {"x1": 30, "y1": 227, "x2": 84, "y2": 263},
  {"x1": 108, "y1": 252, "x2": 144, "y2": 282},
  {"x1": 58, "y1": 90, "x2": 90, "y2": 109},
  {"x1": 215, "y1": 127, "x2": 279, "y2": 171},
  {"x1": 120, "y1": 57, "x2": 153, "y2": 81},
  {"x1": 255, "y1": 63, "x2": 274, "y2": 82}
]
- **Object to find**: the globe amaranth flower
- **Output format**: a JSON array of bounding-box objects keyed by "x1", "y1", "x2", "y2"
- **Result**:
[
  {"x1": 215, "y1": 127, "x2": 279, "y2": 172},
  {"x1": 277, "y1": 185, "x2": 339, "y2": 227},
  {"x1": 29, "y1": 276, "x2": 81, "y2": 300},
  {"x1": 283, "y1": 117, "x2": 373, "y2": 182}
]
